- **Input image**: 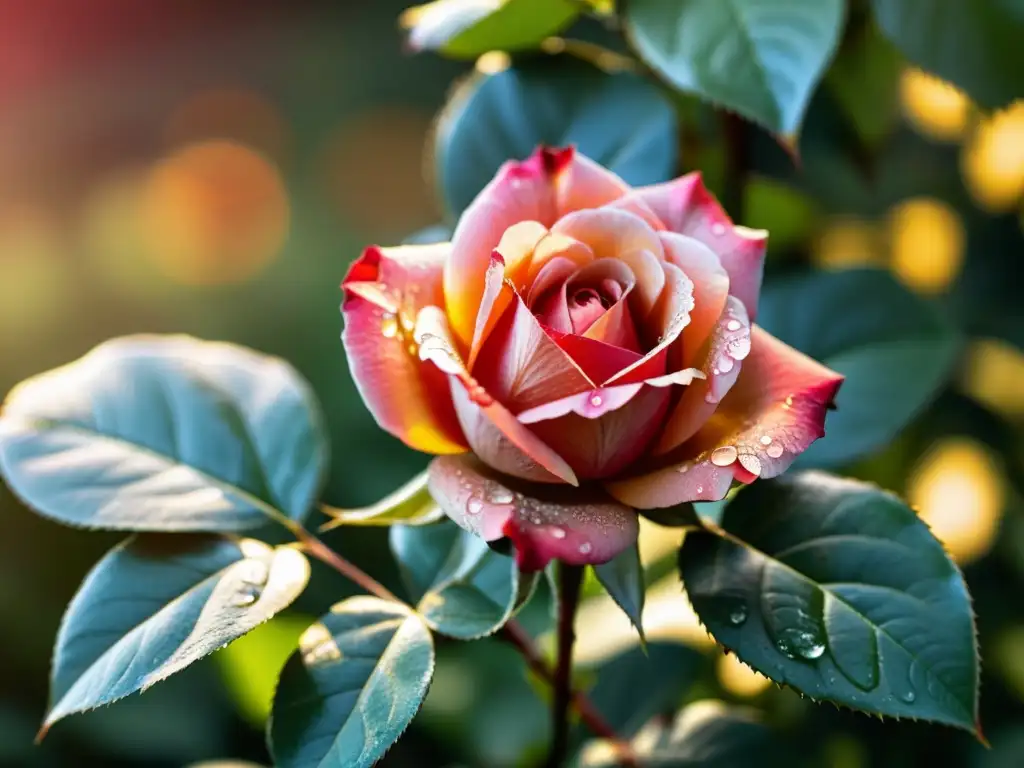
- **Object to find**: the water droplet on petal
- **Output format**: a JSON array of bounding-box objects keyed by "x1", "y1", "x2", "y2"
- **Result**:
[
  {"x1": 696, "y1": 485, "x2": 704, "y2": 494},
  {"x1": 760, "y1": 435, "x2": 773, "y2": 446},
  {"x1": 739, "y1": 453, "x2": 762, "y2": 476},
  {"x1": 490, "y1": 490, "x2": 514, "y2": 504},
  {"x1": 711, "y1": 445, "x2": 738, "y2": 466},
  {"x1": 589, "y1": 393, "x2": 603, "y2": 407},
  {"x1": 550, "y1": 527, "x2": 566, "y2": 539},
  {"x1": 726, "y1": 319, "x2": 741, "y2": 332},
  {"x1": 399, "y1": 312, "x2": 416, "y2": 333},
  {"x1": 380, "y1": 312, "x2": 398, "y2": 338},
  {"x1": 676, "y1": 464, "x2": 690, "y2": 474},
  {"x1": 466, "y1": 498, "x2": 484, "y2": 515},
  {"x1": 711, "y1": 222, "x2": 727, "y2": 236},
  {"x1": 766, "y1": 443, "x2": 785, "y2": 459},
  {"x1": 578, "y1": 542, "x2": 593, "y2": 555}
]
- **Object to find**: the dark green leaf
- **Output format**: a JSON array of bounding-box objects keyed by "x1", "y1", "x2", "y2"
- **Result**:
[
  {"x1": 0, "y1": 336, "x2": 328, "y2": 531},
  {"x1": 403, "y1": 0, "x2": 579, "y2": 59},
  {"x1": 435, "y1": 54, "x2": 677, "y2": 216},
  {"x1": 586, "y1": 643, "x2": 702, "y2": 735},
  {"x1": 680, "y1": 472, "x2": 979, "y2": 732},
  {"x1": 45, "y1": 535, "x2": 310, "y2": 733},
  {"x1": 624, "y1": 0, "x2": 845, "y2": 140},
  {"x1": 580, "y1": 700, "x2": 781, "y2": 767},
  {"x1": 758, "y1": 269, "x2": 959, "y2": 467},
  {"x1": 268, "y1": 597, "x2": 434, "y2": 768},
  {"x1": 873, "y1": 0, "x2": 1024, "y2": 109},
  {"x1": 390, "y1": 520, "x2": 537, "y2": 638},
  {"x1": 638, "y1": 502, "x2": 702, "y2": 528},
  {"x1": 593, "y1": 543, "x2": 646, "y2": 641},
  {"x1": 321, "y1": 471, "x2": 443, "y2": 530}
]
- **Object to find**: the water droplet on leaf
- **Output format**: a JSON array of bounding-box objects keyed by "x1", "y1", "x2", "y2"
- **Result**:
[
  {"x1": 233, "y1": 585, "x2": 261, "y2": 607},
  {"x1": 900, "y1": 690, "x2": 916, "y2": 704},
  {"x1": 775, "y1": 627, "x2": 826, "y2": 661}
]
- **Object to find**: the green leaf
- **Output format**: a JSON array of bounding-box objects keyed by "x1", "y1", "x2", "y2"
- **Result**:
[
  {"x1": 402, "y1": 0, "x2": 580, "y2": 59},
  {"x1": 638, "y1": 502, "x2": 702, "y2": 528},
  {"x1": 593, "y1": 542, "x2": 646, "y2": 642},
  {"x1": 757, "y1": 268, "x2": 959, "y2": 468},
  {"x1": 624, "y1": 0, "x2": 845, "y2": 141},
  {"x1": 873, "y1": 0, "x2": 1024, "y2": 109},
  {"x1": 321, "y1": 471, "x2": 443, "y2": 530},
  {"x1": 680, "y1": 472, "x2": 980, "y2": 732},
  {"x1": 0, "y1": 335, "x2": 328, "y2": 531},
  {"x1": 390, "y1": 520, "x2": 537, "y2": 639},
  {"x1": 435, "y1": 54, "x2": 677, "y2": 216},
  {"x1": 579, "y1": 699, "x2": 782, "y2": 767},
  {"x1": 268, "y1": 597, "x2": 434, "y2": 768},
  {"x1": 45, "y1": 534, "x2": 310, "y2": 733}
]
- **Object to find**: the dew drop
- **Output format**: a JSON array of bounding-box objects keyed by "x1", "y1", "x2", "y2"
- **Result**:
[
  {"x1": 696, "y1": 485, "x2": 704, "y2": 494},
  {"x1": 466, "y1": 498, "x2": 484, "y2": 515},
  {"x1": 550, "y1": 527, "x2": 567, "y2": 540},
  {"x1": 399, "y1": 312, "x2": 416, "y2": 333},
  {"x1": 490, "y1": 490, "x2": 515, "y2": 504},
  {"x1": 589, "y1": 393, "x2": 604, "y2": 407},
  {"x1": 720, "y1": 597, "x2": 748, "y2": 626},
  {"x1": 710, "y1": 445, "x2": 738, "y2": 466},
  {"x1": 380, "y1": 312, "x2": 399, "y2": 338},
  {"x1": 578, "y1": 542, "x2": 593, "y2": 555},
  {"x1": 717, "y1": 356, "x2": 735, "y2": 374},
  {"x1": 233, "y1": 585, "x2": 261, "y2": 607},
  {"x1": 900, "y1": 690, "x2": 916, "y2": 704},
  {"x1": 711, "y1": 222, "x2": 727, "y2": 236},
  {"x1": 775, "y1": 627, "x2": 826, "y2": 661},
  {"x1": 726, "y1": 319, "x2": 742, "y2": 332},
  {"x1": 676, "y1": 464, "x2": 690, "y2": 474},
  {"x1": 738, "y1": 453, "x2": 762, "y2": 476},
  {"x1": 760, "y1": 435, "x2": 772, "y2": 446},
  {"x1": 766, "y1": 443, "x2": 785, "y2": 459}
]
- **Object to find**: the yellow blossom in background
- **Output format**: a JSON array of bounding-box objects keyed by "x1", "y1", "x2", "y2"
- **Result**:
[
  {"x1": 888, "y1": 197, "x2": 965, "y2": 294},
  {"x1": 812, "y1": 217, "x2": 885, "y2": 270},
  {"x1": 963, "y1": 339, "x2": 1024, "y2": 418},
  {"x1": 962, "y1": 101, "x2": 1024, "y2": 213},
  {"x1": 900, "y1": 68, "x2": 970, "y2": 142}
]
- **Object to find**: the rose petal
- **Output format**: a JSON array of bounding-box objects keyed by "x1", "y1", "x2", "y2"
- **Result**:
[
  {"x1": 555, "y1": 151, "x2": 632, "y2": 216},
  {"x1": 342, "y1": 244, "x2": 466, "y2": 454},
  {"x1": 525, "y1": 233, "x2": 594, "y2": 289},
  {"x1": 653, "y1": 296, "x2": 751, "y2": 454},
  {"x1": 446, "y1": 151, "x2": 561, "y2": 345},
  {"x1": 635, "y1": 173, "x2": 768, "y2": 318},
  {"x1": 550, "y1": 331, "x2": 643, "y2": 384},
  {"x1": 660, "y1": 232, "x2": 730, "y2": 360},
  {"x1": 553, "y1": 209, "x2": 665, "y2": 315},
  {"x1": 517, "y1": 369, "x2": 703, "y2": 480},
  {"x1": 467, "y1": 251, "x2": 509, "y2": 369},
  {"x1": 602, "y1": 194, "x2": 666, "y2": 231},
  {"x1": 607, "y1": 326, "x2": 843, "y2": 508},
  {"x1": 428, "y1": 454, "x2": 639, "y2": 570},
  {"x1": 472, "y1": 293, "x2": 594, "y2": 411},
  {"x1": 414, "y1": 306, "x2": 578, "y2": 485},
  {"x1": 606, "y1": 261, "x2": 694, "y2": 386}
]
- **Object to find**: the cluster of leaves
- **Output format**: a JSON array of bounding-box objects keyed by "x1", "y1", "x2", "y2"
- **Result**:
[{"x1": 1, "y1": 0, "x2": 1019, "y2": 765}]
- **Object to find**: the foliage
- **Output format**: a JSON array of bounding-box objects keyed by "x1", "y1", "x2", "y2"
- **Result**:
[{"x1": 2, "y1": 0, "x2": 1018, "y2": 765}]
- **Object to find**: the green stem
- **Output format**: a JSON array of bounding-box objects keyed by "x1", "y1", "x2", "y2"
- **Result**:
[
  {"x1": 544, "y1": 563, "x2": 586, "y2": 768},
  {"x1": 720, "y1": 110, "x2": 750, "y2": 219}
]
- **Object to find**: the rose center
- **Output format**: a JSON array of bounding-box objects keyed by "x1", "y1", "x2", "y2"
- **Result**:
[{"x1": 567, "y1": 286, "x2": 612, "y2": 333}]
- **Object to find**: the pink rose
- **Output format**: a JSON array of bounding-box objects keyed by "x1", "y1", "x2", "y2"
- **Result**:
[{"x1": 342, "y1": 147, "x2": 843, "y2": 570}]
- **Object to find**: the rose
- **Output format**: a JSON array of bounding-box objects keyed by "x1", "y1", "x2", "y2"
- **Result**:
[{"x1": 341, "y1": 146, "x2": 843, "y2": 570}]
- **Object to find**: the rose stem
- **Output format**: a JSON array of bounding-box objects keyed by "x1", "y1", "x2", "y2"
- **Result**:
[
  {"x1": 720, "y1": 110, "x2": 750, "y2": 221},
  {"x1": 293, "y1": 524, "x2": 636, "y2": 765},
  {"x1": 500, "y1": 621, "x2": 638, "y2": 767},
  {"x1": 543, "y1": 562, "x2": 586, "y2": 768}
]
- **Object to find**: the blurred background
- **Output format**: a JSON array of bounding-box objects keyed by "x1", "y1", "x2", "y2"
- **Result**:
[{"x1": 0, "y1": 0, "x2": 1021, "y2": 766}]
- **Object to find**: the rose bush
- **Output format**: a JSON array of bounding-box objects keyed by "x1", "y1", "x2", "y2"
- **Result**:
[{"x1": 342, "y1": 146, "x2": 843, "y2": 570}]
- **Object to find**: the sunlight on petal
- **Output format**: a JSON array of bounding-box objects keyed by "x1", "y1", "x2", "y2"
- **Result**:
[{"x1": 907, "y1": 438, "x2": 1005, "y2": 565}]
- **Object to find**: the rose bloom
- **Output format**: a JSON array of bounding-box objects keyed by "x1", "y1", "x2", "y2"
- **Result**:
[{"x1": 342, "y1": 147, "x2": 843, "y2": 570}]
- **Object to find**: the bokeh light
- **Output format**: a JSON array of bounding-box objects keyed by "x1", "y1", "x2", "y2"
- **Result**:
[
  {"x1": 142, "y1": 140, "x2": 290, "y2": 285},
  {"x1": 907, "y1": 437, "x2": 1005, "y2": 565},
  {"x1": 899, "y1": 68, "x2": 971, "y2": 142},
  {"x1": 812, "y1": 217, "x2": 885, "y2": 270},
  {"x1": 319, "y1": 107, "x2": 437, "y2": 235},
  {"x1": 637, "y1": 516, "x2": 683, "y2": 566},
  {"x1": 888, "y1": 197, "x2": 965, "y2": 294},
  {"x1": 715, "y1": 651, "x2": 771, "y2": 698},
  {"x1": 963, "y1": 338, "x2": 1024, "y2": 418},
  {"x1": 962, "y1": 101, "x2": 1024, "y2": 213},
  {"x1": 165, "y1": 88, "x2": 290, "y2": 162},
  {"x1": 0, "y1": 205, "x2": 73, "y2": 341}
]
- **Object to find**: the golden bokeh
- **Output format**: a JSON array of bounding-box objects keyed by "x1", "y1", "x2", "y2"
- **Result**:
[
  {"x1": 142, "y1": 140, "x2": 289, "y2": 285},
  {"x1": 320, "y1": 107, "x2": 438, "y2": 235},
  {"x1": 637, "y1": 516, "x2": 684, "y2": 566},
  {"x1": 907, "y1": 437, "x2": 1005, "y2": 565},
  {"x1": 812, "y1": 217, "x2": 885, "y2": 270},
  {"x1": 962, "y1": 101, "x2": 1024, "y2": 213},
  {"x1": 899, "y1": 68, "x2": 971, "y2": 142},
  {"x1": 888, "y1": 197, "x2": 965, "y2": 294},
  {"x1": 716, "y1": 651, "x2": 771, "y2": 698},
  {"x1": 0, "y1": 205, "x2": 72, "y2": 339},
  {"x1": 165, "y1": 88, "x2": 290, "y2": 162},
  {"x1": 963, "y1": 338, "x2": 1024, "y2": 418}
]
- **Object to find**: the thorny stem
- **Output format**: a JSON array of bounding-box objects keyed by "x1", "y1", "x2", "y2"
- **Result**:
[
  {"x1": 545, "y1": 563, "x2": 585, "y2": 768},
  {"x1": 292, "y1": 523, "x2": 636, "y2": 766}
]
